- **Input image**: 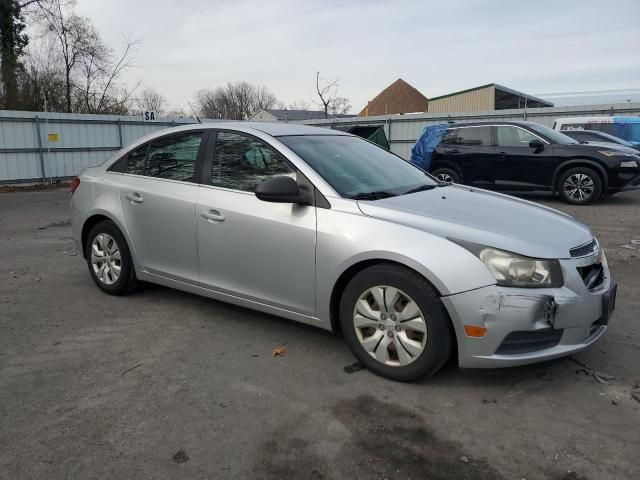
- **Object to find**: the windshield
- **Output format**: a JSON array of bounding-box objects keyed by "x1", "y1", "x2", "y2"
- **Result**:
[
  {"x1": 528, "y1": 124, "x2": 578, "y2": 145},
  {"x1": 278, "y1": 135, "x2": 438, "y2": 199}
]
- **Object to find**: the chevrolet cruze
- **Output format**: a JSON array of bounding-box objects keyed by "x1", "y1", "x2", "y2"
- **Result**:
[{"x1": 70, "y1": 123, "x2": 616, "y2": 381}]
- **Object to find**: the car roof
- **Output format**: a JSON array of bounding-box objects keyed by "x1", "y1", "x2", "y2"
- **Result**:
[
  {"x1": 562, "y1": 129, "x2": 607, "y2": 134},
  {"x1": 199, "y1": 121, "x2": 349, "y2": 137},
  {"x1": 445, "y1": 120, "x2": 542, "y2": 129}
]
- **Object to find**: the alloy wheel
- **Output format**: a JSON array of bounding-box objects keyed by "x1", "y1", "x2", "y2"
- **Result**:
[
  {"x1": 436, "y1": 173, "x2": 454, "y2": 183},
  {"x1": 91, "y1": 233, "x2": 121, "y2": 285},
  {"x1": 563, "y1": 173, "x2": 595, "y2": 201},
  {"x1": 353, "y1": 286, "x2": 427, "y2": 367}
]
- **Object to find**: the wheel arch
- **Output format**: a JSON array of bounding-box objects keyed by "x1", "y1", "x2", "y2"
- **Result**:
[
  {"x1": 552, "y1": 159, "x2": 608, "y2": 193},
  {"x1": 81, "y1": 211, "x2": 130, "y2": 259},
  {"x1": 329, "y1": 258, "x2": 448, "y2": 333},
  {"x1": 431, "y1": 161, "x2": 463, "y2": 182}
]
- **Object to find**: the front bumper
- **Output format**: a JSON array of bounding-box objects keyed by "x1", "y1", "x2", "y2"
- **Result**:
[
  {"x1": 607, "y1": 170, "x2": 640, "y2": 192},
  {"x1": 442, "y1": 249, "x2": 613, "y2": 368}
]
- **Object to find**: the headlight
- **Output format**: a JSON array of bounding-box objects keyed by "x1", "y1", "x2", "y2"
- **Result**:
[
  {"x1": 619, "y1": 160, "x2": 638, "y2": 168},
  {"x1": 451, "y1": 239, "x2": 563, "y2": 288},
  {"x1": 598, "y1": 150, "x2": 638, "y2": 158}
]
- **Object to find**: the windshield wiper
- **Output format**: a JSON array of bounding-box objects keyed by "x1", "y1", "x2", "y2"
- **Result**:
[
  {"x1": 401, "y1": 184, "x2": 439, "y2": 195},
  {"x1": 351, "y1": 190, "x2": 397, "y2": 200}
]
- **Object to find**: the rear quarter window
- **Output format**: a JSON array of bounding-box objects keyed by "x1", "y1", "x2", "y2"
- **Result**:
[
  {"x1": 125, "y1": 144, "x2": 148, "y2": 175},
  {"x1": 108, "y1": 156, "x2": 126, "y2": 172}
]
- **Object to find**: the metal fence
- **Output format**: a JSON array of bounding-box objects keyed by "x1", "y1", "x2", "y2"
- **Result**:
[
  {"x1": 2, "y1": 102, "x2": 640, "y2": 183},
  {"x1": 0, "y1": 110, "x2": 198, "y2": 184},
  {"x1": 298, "y1": 102, "x2": 640, "y2": 159}
]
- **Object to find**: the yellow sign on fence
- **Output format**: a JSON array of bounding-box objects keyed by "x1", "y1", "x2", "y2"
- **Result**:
[{"x1": 47, "y1": 133, "x2": 59, "y2": 142}]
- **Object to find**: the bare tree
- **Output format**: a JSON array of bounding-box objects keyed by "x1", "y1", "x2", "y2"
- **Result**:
[
  {"x1": 276, "y1": 99, "x2": 310, "y2": 111},
  {"x1": 17, "y1": 33, "x2": 66, "y2": 111},
  {"x1": 73, "y1": 35, "x2": 139, "y2": 114},
  {"x1": 29, "y1": 1, "x2": 139, "y2": 113},
  {"x1": 329, "y1": 96, "x2": 351, "y2": 115},
  {"x1": 196, "y1": 81, "x2": 278, "y2": 120},
  {"x1": 254, "y1": 84, "x2": 277, "y2": 112},
  {"x1": 32, "y1": 0, "x2": 90, "y2": 112},
  {"x1": 164, "y1": 106, "x2": 187, "y2": 118},
  {"x1": 315, "y1": 71, "x2": 339, "y2": 118},
  {"x1": 136, "y1": 87, "x2": 167, "y2": 115}
]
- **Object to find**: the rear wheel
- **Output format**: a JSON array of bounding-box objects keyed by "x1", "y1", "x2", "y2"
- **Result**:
[
  {"x1": 558, "y1": 167, "x2": 602, "y2": 205},
  {"x1": 431, "y1": 167, "x2": 459, "y2": 184},
  {"x1": 85, "y1": 220, "x2": 137, "y2": 295},
  {"x1": 339, "y1": 264, "x2": 453, "y2": 382}
]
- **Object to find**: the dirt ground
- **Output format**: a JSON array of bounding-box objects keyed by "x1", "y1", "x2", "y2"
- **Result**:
[{"x1": 1, "y1": 188, "x2": 639, "y2": 480}]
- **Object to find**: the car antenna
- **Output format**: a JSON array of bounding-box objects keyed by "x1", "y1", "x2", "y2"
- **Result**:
[{"x1": 187, "y1": 102, "x2": 202, "y2": 124}]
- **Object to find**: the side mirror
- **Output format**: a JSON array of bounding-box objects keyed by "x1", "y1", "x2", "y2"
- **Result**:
[
  {"x1": 255, "y1": 176, "x2": 312, "y2": 205},
  {"x1": 529, "y1": 139, "x2": 545, "y2": 152}
]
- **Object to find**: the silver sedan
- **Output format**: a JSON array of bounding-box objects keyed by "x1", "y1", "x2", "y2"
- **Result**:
[{"x1": 70, "y1": 122, "x2": 616, "y2": 381}]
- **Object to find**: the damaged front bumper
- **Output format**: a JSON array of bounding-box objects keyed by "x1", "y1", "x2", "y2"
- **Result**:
[{"x1": 442, "y1": 250, "x2": 614, "y2": 368}]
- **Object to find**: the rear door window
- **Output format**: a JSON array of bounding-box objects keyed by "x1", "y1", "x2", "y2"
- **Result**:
[
  {"x1": 145, "y1": 132, "x2": 202, "y2": 182},
  {"x1": 454, "y1": 126, "x2": 493, "y2": 146}
]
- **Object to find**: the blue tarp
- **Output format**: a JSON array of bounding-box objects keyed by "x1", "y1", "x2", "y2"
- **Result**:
[{"x1": 410, "y1": 124, "x2": 448, "y2": 171}]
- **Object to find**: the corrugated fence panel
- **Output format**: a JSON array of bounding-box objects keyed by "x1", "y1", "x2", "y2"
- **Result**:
[
  {"x1": 0, "y1": 110, "x2": 198, "y2": 182},
  {"x1": 43, "y1": 150, "x2": 116, "y2": 179},
  {"x1": 3, "y1": 104, "x2": 640, "y2": 182},
  {"x1": 299, "y1": 102, "x2": 640, "y2": 160},
  {"x1": 0, "y1": 152, "x2": 41, "y2": 181}
]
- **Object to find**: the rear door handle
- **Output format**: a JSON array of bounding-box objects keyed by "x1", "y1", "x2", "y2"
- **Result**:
[
  {"x1": 201, "y1": 210, "x2": 225, "y2": 222},
  {"x1": 125, "y1": 193, "x2": 144, "y2": 203},
  {"x1": 449, "y1": 149, "x2": 460, "y2": 154}
]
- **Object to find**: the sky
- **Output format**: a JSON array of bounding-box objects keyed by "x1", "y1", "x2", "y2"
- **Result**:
[{"x1": 74, "y1": 0, "x2": 640, "y2": 113}]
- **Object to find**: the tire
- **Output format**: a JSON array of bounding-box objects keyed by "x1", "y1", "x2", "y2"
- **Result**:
[
  {"x1": 431, "y1": 167, "x2": 460, "y2": 184},
  {"x1": 339, "y1": 263, "x2": 453, "y2": 382},
  {"x1": 85, "y1": 220, "x2": 137, "y2": 295},
  {"x1": 557, "y1": 167, "x2": 603, "y2": 205}
]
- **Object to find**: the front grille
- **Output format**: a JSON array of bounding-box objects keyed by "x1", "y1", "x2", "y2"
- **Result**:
[
  {"x1": 495, "y1": 329, "x2": 563, "y2": 355},
  {"x1": 570, "y1": 239, "x2": 597, "y2": 257},
  {"x1": 577, "y1": 263, "x2": 604, "y2": 290}
]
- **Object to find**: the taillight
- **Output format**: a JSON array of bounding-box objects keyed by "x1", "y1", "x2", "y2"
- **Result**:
[{"x1": 70, "y1": 176, "x2": 80, "y2": 194}]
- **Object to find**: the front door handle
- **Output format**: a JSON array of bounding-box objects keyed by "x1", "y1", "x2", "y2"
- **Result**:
[
  {"x1": 126, "y1": 193, "x2": 144, "y2": 203},
  {"x1": 201, "y1": 210, "x2": 225, "y2": 222}
]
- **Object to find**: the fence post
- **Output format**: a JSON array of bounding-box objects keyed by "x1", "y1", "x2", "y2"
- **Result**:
[
  {"x1": 34, "y1": 116, "x2": 46, "y2": 184},
  {"x1": 117, "y1": 119, "x2": 124, "y2": 148}
]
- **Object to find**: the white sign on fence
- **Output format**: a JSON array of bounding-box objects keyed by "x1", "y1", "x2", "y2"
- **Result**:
[{"x1": 142, "y1": 111, "x2": 157, "y2": 122}]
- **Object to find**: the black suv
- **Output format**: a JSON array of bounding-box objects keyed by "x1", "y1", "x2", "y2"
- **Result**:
[{"x1": 429, "y1": 121, "x2": 640, "y2": 204}]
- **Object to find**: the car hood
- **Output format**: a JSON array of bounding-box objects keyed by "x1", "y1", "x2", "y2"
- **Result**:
[
  {"x1": 578, "y1": 142, "x2": 639, "y2": 155},
  {"x1": 357, "y1": 185, "x2": 592, "y2": 259}
]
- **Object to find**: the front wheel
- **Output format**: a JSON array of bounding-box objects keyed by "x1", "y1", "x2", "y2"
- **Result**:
[
  {"x1": 339, "y1": 264, "x2": 453, "y2": 382},
  {"x1": 431, "y1": 167, "x2": 460, "y2": 184},
  {"x1": 558, "y1": 167, "x2": 602, "y2": 205}
]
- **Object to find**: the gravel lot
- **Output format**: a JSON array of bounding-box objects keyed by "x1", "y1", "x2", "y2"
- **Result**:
[{"x1": 1, "y1": 188, "x2": 639, "y2": 480}]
